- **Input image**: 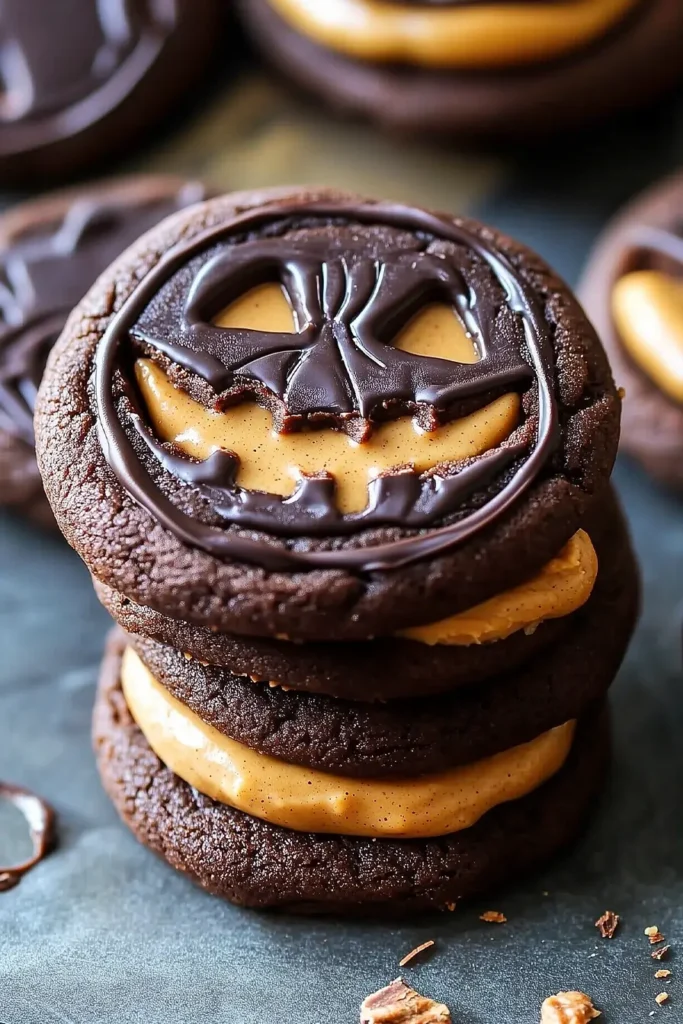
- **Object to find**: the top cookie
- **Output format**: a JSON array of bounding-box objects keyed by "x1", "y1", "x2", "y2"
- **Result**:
[{"x1": 36, "y1": 187, "x2": 620, "y2": 640}]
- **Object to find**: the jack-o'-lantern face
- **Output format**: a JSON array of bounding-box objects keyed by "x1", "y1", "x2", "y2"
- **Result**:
[
  {"x1": 0, "y1": 184, "x2": 201, "y2": 446},
  {"x1": 96, "y1": 200, "x2": 557, "y2": 570}
]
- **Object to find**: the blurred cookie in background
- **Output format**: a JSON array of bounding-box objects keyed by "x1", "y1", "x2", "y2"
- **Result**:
[
  {"x1": 237, "y1": 0, "x2": 683, "y2": 140},
  {"x1": 0, "y1": 174, "x2": 208, "y2": 527},
  {"x1": 0, "y1": 0, "x2": 221, "y2": 184},
  {"x1": 580, "y1": 171, "x2": 683, "y2": 488}
]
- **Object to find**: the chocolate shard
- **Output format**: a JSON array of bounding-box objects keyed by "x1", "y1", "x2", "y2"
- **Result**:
[
  {"x1": 0, "y1": 781, "x2": 56, "y2": 891},
  {"x1": 595, "y1": 910, "x2": 620, "y2": 939},
  {"x1": 360, "y1": 978, "x2": 451, "y2": 1024}
]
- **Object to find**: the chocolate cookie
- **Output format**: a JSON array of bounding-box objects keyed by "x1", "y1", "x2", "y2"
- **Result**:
[
  {"x1": 36, "y1": 187, "x2": 620, "y2": 641},
  {"x1": 102, "y1": 485, "x2": 630, "y2": 702},
  {"x1": 94, "y1": 637, "x2": 610, "y2": 912},
  {"x1": 127, "y1": 510, "x2": 637, "y2": 776},
  {"x1": 0, "y1": 1, "x2": 220, "y2": 184},
  {"x1": 238, "y1": 0, "x2": 683, "y2": 140},
  {"x1": 0, "y1": 176, "x2": 209, "y2": 525},
  {"x1": 579, "y1": 172, "x2": 683, "y2": 488}
]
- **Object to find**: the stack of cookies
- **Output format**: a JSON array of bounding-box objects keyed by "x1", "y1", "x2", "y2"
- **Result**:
[{"x1": 36, "y1": 187, "x2": 639, "y2": 913}]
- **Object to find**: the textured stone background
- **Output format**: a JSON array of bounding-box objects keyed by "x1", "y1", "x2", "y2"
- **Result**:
[{"x1": 1, "y1": 43, "x2": 683, "y2": 1024}]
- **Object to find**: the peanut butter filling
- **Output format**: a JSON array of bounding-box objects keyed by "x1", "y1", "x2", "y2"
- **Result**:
[
  {"x1": 266, "y1": 0, "x2": 638, "y2": 70},
  {"x1": 400, "y1": 528, "x2": 597, "y2": 645},
  {"x1": 612, "y1": 270, "x2": 683, "y2": 404},
  {"x1": 122, "y1": 646, "x2": 576, "y2": 839},
  {"x1": 135, "y1": 283, "x2": 520, "y2": 515}
]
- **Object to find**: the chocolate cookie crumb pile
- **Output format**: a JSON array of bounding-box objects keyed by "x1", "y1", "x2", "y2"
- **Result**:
[{"x1": 36, "y1": 186, "x2": 639, "y2": 912}]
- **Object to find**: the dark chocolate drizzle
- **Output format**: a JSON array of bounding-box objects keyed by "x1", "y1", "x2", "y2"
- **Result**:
[
  {"x1": 0, "y1": 181, "x2": 205, "y2": 446},
  {"x1": 0, "y1": 0, "x2": 177, "y2": 154},
  {"x1": 95, "y1": 200, "x2": 560, "y2": 572},
  {"x1": 0, "y1": 782, "x2": 55, "y2": 892}
]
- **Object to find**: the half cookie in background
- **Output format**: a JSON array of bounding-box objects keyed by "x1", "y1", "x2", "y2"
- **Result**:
[
  {"x1": 36, "y1": 187, "x2": 639, "y2": 912},
  {"x1": 0, "y1": 0, "x2": 221, "y2": 185},
  {"x1": 0, "y1": 175, "x2": 209, "y2": 528},
  {"x1": 237, "y1": 0, "x2": 683, "y2": 140},
  {"x1": 579, "y1": 171, "x2": 683, "y2": 489}
]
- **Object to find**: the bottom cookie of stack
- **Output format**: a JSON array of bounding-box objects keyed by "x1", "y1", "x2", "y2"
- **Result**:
[{"x1": 95, "y1": 632, "x2": 612, "y2": 914}]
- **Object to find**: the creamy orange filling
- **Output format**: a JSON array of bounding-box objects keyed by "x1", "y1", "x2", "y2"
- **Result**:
[
  {"x1": 400, "y1": 529, "x2": 597, "y2": 645},
  {"x1": 266, "y1": 0, "x2": 639, "y2": 70},
  {"x1": 612, "y1": 270, "x2": 683, "y2": 405},
  {"x1": 122, "y1": 647, "x2": 576, "y2": 839}
]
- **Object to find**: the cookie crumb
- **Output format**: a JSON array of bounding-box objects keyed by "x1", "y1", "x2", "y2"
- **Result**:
[
  {"x1": 480, "y1": 910, "x2": 507, "y2": 924},
  {"x1": 618, "y1": 386, "x2": 626, "y2": 400},
  {"x1": 399, "y1": 940, "x2": 435, "y2": 967},
  {"x1": 655, "y1": 970, "x2": 672, "y2": 980},
  {"x1": 446, "y1": 902, "x2": 457, "y2": 912},
  {"x1": 360, "y1": 979, "x2": 451, "y2": 1024},
  {"x1": 655, "y1": 993, "x2": 669, "y2": 1006},
  {"x1": 645, "y1": 927, "x2": 666, "y2": 945},
  {"x1": 540, "y1": 991, "x2": 601, "y2": 1023},
  {"x1": 595, "y1": 911, "x2": 620, "y2": 939},
  {"x1": 652, "y1": 947, "x2": 671, "y2": 962}
]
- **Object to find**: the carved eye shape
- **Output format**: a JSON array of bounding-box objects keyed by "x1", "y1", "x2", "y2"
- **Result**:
[
  {"x1": 213, "y1": 283, "x2": 298, "y2": 333},
  {"x1": 393, "y1": 303, "x2": 479, "y2": 364}
]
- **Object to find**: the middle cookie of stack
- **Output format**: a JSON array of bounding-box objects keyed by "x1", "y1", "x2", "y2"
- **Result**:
[{"x1": 35, "y1": 187, "x2": 639, "y2": 913}]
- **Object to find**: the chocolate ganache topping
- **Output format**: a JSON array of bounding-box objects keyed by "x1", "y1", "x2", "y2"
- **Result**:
[
  {"x1": 96, "y1": 201, "x2": 560, "y2": 572},
  {"x1": 0, "y1": 0, "x2": 177, "y2": 156},
  {"x1": 0, "y1": 181, "x2": 205, "y2": 447}
]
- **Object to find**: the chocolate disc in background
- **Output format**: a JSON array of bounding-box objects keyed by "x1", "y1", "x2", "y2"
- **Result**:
[
  {"x1": 579, "y1": 171, "x2": 683, "y2": 489},
  {"x1": 0, "y1": 0, "x2": 221, "y2": 184},
  {"x1": 0, "y1": 174, "x2": 210, "y2": 527},
  {"x1": 238, "y1": 0, "x2": 683, "y2": 140}
]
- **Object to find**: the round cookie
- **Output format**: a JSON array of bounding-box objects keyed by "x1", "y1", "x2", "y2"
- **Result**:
[
  {"x1": 36, "y1": 187, "x2": 620, "y2": 641},
  {"x1": 0, "y1": 175, "x2": 210, "y2": 525},
  {"x1": 0, "y1": 1, "x2": 220, "y2": 184},
  {"x1": 127, "y1": 508, "x2": 637, "y2": 777},
  {"x1": 579, "y1": 172, "x2": 683, "y2": 488},
  {"x1": 101, "y1": 486, "x2": 628, "y2": 702},
  {"x1": 94, "y1": 636, "x2": 610, "y2": 913},
  {"x1": 238, "y1": 0, "x2": 683, "y2": 140}
]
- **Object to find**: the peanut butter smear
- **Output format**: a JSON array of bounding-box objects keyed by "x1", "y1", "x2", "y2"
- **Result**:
[
  {"x1": 400, "y1": 529, "x2": 597, "y2": 645},
  {"x1": 122, "y1": 647, "x2": 576, "y2": 839},
  {"x1": 135, "y1": 284, "x2": 521, "y2": 516},
  {"x1": 612, "y1": 270, "x2": 683, "y2": 404},
  {"x1": 265, "y1": 0, "x2": 639, "y2": 70}
]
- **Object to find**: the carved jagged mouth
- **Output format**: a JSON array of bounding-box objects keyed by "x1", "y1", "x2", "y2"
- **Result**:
[{"x1": 96, "y1": 200, "x2": 559, "y2": 571}]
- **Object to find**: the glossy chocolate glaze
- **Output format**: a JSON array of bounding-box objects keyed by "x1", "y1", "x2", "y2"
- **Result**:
[
  {"x1": 0, "y1": 0, "x2": 176, "y2": 157},
  {"x1": 0, "y1": 181, "x2": 205, "y2": 446},
  {"x1": 95, "y1": 200, "x2": 560, "y2": 572},
  {"x1": 0, "y1": 782, "x2": 55, "y2": 892}
]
